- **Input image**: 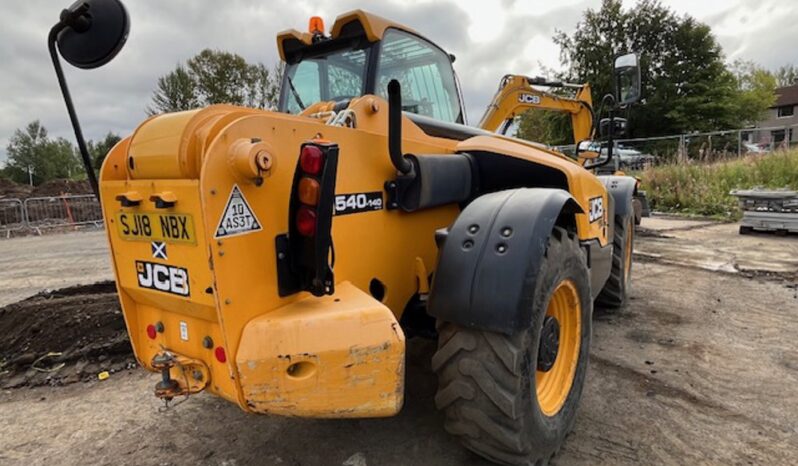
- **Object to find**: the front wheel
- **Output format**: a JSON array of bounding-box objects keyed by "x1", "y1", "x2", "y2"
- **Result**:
[{"x1": 432, "y1": 227, "x2": 592, "y2": 465}]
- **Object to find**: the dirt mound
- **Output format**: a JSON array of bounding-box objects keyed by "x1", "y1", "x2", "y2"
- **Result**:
[
  {"x1": 0, "y1": 177, "x2": 33, "y2": 199},
  {"x1": 0, "y1": 178, "x2": 91, "y2": 200},
  {"x1": 30, "y1": 179, "x2": 92, "y2": 198},
  {"x1": 0, "y1": 282, "x2": 134, "y2": 388}
]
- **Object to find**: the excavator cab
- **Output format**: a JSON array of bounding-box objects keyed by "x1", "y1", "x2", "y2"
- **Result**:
[{"x1": 278, "y1": 14, "x2": 466, "y2": 124}]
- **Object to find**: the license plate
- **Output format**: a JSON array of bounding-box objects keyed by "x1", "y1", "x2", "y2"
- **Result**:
[{"x1": 116, "y1": 212, "x2": 196, "y2": 244}]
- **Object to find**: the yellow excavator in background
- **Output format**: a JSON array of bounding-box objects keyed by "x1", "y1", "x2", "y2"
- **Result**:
[
  {"x1": 478, "y1": 74, "x2": 595, "y2": 143},
  {"x1": 479, "y1": 74, "x2": 650, "y2": 224}
]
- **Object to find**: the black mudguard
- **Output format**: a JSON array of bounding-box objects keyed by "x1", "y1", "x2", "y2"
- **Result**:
[
  {"x1": 428, "y1": 188, "x2": 582, "y2": 335},
  {"x1": 597, "y1": 175, "x2": 637, "y2": 220}
]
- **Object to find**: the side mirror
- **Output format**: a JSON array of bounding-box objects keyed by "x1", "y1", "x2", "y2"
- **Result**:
[
  {"x1": 599, "y1": 117, "x2": 627, "y2": 138},
  {"x1": 57, "y1": 0, "x2": 130, "y2": 69},
  {"x1": 614, "y1": 53, "x2": 641, "y2": 106},
  {"x1": 48, "y1": 0, "x2": 130, "y2": 199},
  {"x1": 575, "y1": 140, "x2": 600, "y2": 160}
]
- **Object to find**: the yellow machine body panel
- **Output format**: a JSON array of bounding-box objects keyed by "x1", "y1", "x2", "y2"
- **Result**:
[
  {"x1": 456, "y1": 135, "x2": 610, "y2": 246},
  {"x1": 277, "y1": 9, "x2": 419, "y2": 60},
  {"x1": 237, "y1": 281, "x2": 405, "y2": 417}
]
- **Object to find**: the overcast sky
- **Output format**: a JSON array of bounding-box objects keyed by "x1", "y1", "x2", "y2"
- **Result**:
[{"x1": 0, "y1": 0, "x2": 796, "y2": 164}]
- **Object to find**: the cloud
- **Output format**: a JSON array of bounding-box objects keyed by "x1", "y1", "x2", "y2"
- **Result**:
[{"x1": 0, "y1": 0, "x2": 796, "y2": 165}]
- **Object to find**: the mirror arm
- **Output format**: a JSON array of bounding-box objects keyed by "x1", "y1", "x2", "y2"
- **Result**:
[
  {"x1": 47, "y1": 19, "x2": 100, "y2": 200},
  {"x1": 584, "y1": 93, "x2": 616, "y2": 170},
  {"x1": 59, "y1": 5, "x2": 92, "y2": 32}
]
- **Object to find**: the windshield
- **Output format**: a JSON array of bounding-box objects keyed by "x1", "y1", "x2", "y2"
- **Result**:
[{"x1": 282, "y1": 47, "x2": 368, "y2": 114}]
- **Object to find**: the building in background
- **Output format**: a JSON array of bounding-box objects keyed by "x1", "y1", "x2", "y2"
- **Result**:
[{"x1": 753, "y1": 84, "x2": 798, "y2": 150}]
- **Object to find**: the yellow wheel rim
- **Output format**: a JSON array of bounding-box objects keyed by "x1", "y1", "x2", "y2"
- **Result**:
[
  {"x1": 535, "y1": 279, "x2": 581, "y2": 417},
  {"x1": 624, "y1": 219, "x2": 634, "y2": 284}
]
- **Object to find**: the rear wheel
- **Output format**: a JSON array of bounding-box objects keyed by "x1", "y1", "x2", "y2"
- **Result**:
[
  {"x1": 432, "y1": 227, "x2": 592, "y2": 465},
  {"x1": 595, "y1": 213, "x2": 634, "y2": 309}
]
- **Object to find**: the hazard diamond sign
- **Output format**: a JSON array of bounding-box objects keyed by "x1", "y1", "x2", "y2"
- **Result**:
[{"x1": 215, "y1": 185, "x2": 262, "y2": 239}]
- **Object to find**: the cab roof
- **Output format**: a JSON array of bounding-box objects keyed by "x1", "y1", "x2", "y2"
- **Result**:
[{"x1": 276, "y1": 10, "x2": 420, "y2": 62}]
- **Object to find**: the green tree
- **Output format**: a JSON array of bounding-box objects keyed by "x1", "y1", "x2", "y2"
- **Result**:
[
  {"x1": 147, "y1": 50, "x2": 282, "y2": 115},
  {"x1": 147, "y1": 65, "x2": 197, "y2": 114},
  {"x1": 88, "y1": 132, "x2": 123, "y2": 169},
  {"x1": 517, "y1": 0, "x2": 772, "y2": 144},
  {"x1": 516, "y1": 110, "x2": 573, "y2": 146},
  {"x1": 4, "y1": 121, "x2": 81, "y2": 185},
  {"x1": 730, "y1": 61, "x2": 777, "y2": 126},
  {"x1": 774, "y1": 65, "x2": 798, "y2": 87}
]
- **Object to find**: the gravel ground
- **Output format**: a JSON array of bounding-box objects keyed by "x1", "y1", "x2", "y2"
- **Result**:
[
  {"x1": 0, "y1": 230, "x2": 111, "y2": 307},
  {"x1": 0, "y1": 219, "x2": 797, "y2": 465}
]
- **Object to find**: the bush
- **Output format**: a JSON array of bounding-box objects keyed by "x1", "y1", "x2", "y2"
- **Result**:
[{"x1": 639, "y1": 150, "x2": 798, "y2": 219}]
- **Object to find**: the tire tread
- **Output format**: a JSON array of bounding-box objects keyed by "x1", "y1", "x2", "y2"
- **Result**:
[
  {"x1": 595, "y1": 215, "x2": 631, "y2": 309},
  {"x1": 433, "y1": 227, "x2": 583, "y2": 465}
]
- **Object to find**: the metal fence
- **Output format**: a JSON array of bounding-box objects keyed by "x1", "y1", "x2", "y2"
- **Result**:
[
  {"x1": 0, "y1": 199, "x2": 26, "y2": 237},
  {"x1": 554, "y1": 123, "x2": 798, "y2": 171},
  {"x1": 0, "y1": 195, "x2": 102, "y2": 237}
]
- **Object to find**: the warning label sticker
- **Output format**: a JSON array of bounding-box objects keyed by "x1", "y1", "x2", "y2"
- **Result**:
[{"x1": 214, "y1": 185, "x2": 263, "y2": 239}]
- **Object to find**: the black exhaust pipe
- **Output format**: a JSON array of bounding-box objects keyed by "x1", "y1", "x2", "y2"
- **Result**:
[{"x1": 387, "y1": 80, "x2": 413, "y2": 175}]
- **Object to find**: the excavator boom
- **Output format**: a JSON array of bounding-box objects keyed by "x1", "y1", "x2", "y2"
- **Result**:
[{"x1": 478, "y1": 75, "x2": 594, "y2": 143}]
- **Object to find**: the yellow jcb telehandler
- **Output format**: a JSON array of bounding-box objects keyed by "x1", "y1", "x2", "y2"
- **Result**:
[{"x1": 48, "y1": 1, "x2": 641, "y2": 464}]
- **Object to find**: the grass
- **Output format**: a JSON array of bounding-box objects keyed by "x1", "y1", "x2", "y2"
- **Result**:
[{"x1": 638, "y1": 149, "x2": 798, "y2": 220}]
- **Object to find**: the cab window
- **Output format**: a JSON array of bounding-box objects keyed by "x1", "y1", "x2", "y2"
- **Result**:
[
  {"x1": 376, "y1": 29, "x2": 462, "y2": 123},
  {"x1": 284, "y1": 48, "x2": 368, "y2": 114}
]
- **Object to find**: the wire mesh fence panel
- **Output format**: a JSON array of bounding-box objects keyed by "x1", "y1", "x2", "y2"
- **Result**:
[
  {"x1": 0, "y1": 199, "x2": 26, "y2": 236},
  {"x1": 741, "y1": 125, "x2": 798, "y2": 154},
  {"x1": 552, "y1": 123, "x2": 798, "y2": 171},
  {"x1": 23, "y1": 195, "x2": 103, "y2": 231},
  {"x1": 684, "y1": 133, "x2": 739, "y2": 162},
  {"x1": 611, "y1": 137, "x2": 681, "y2": 170},
  {"x1": 612, "y1": 124, "x2": 798, "y2": 169}
]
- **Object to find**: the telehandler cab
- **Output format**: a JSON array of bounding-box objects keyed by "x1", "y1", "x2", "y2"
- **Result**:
[{"x1": 48, "y1": 1, "x2": 641, "y2": 464}]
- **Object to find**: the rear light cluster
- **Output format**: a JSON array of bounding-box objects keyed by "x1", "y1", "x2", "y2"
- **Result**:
[
  {"x1": 278, "y1": 141, "x2": 339, "y2": 297},
  {"x1": 295, "y1": 145, "x2": 325, "y2": 237}
]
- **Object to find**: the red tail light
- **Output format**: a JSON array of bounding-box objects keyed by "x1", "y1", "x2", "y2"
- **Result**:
[
  {"x1": 146, "y1": 324, "x2": 157, "y2": 340},
  {"x1": 214, "y1": 346, "x2": 227, "y2": 363},
  {"x1": 300, "y1": 145, "x2": 324, "y2": 174},
  {"x1": 296, "y1": 206, "x2": 317, "y2": 236}
]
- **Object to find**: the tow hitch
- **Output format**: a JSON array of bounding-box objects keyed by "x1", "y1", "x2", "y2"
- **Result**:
[{"x1": 151, "y1": 351, "x2": 210, "y2": 406}]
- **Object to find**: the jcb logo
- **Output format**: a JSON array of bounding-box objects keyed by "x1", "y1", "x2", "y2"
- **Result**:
[
  {"x1": 136, "y1": 261, "x2": 190, "y2": 296},
  {"x1": 588, "y1": 197, "x2": 604, "y2": 223},
  {"x1": 518, "y1": 93, "x2": 541, "y2": 105}
]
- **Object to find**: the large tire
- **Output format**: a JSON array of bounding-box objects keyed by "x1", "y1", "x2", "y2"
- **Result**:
[
  {"x1": 595, "y1": 213, "x2": 634, "y2": 309},
  {"x1": 432, "y1": 227, "x2": 592, "y2": 465}
]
